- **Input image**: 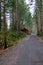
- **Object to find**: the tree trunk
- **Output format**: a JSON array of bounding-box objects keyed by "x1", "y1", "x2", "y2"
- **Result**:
[
  {"x1": 40, "y1": 0, "x2": 43, "y2": 35},
  {"x1": 36, "y1": 7, "x2": 40, "y2": 35},
  {"x1": 16, "y1": 0, "x2": 19, "y2": 31},
  {"x1": 10, "y1": 10, "x2": 15, "y2": 31},
  {"x1": 0, "y1": 1, "x2": 1, "y2": 31},
  {"x1": 1, "y1": 0, "x2": 7, "y2": 49}
]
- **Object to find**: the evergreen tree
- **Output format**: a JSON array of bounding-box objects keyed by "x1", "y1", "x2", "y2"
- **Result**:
[
  {"x1": 1, "y1": 0, "x2": 7, "y2": 49},
  {"x1": 0, "y1": 1, "x2": 1, "y2": 31}
]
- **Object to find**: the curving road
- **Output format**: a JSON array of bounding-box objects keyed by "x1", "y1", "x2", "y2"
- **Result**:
[{"x1": 0, "y1": 35, "x2": 43, "y2": 65}]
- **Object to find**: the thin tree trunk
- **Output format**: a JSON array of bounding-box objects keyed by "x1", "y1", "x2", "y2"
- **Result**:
[
  {"x1": 36, "y1": 8, "x2": 40, "y2": 35},
  {"x1": 10, "y1": 10, "x2": 14, "y2": 31},
  {"x1": 40, "y1": 0, "x2": 43, "y2": 35},
  {"x1": 16, "y1": 0, "x2": 19, "y2": 31}
]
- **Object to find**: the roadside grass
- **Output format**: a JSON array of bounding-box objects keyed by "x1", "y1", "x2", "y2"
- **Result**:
[
  {"x1": 0, "y1": 31, "x2": 26, "y2": 48},
  {"x1": 40, "y1": 36, "x2": 43, "y2": 40},
  {"x1": 38, "y1": 34, "x2": 43, "y2": 40}
]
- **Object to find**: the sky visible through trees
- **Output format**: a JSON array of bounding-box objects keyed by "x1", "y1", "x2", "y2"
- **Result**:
[
  {"x1": 26, "y1": 0, "x2": 36, "y2": 16},
  {"x1": 0, "y1": 0, "x2": 43, "y2": 49},
  {"x1": 7, "y1": 0, "x2": 36, "y2": 28}
]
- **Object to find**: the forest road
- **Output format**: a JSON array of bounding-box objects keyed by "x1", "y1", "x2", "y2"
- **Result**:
[{"x1": 0, "y1": 35, "x2": 43, "y2": 65}]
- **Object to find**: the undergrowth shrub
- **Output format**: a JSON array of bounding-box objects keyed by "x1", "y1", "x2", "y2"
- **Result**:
[{"x1": 7, "y1": 31, "x2": 26, "y2": 47}]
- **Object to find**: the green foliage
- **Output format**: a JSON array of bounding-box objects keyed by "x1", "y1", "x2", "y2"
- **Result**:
[
  {"x1": 8, "y1": 31, "x2": 26, "y2": 41},
  {"x1": 0, "y1": 31, "x2": 1, "y2": 37},
  {"x1": 18, "y1": 31, "x2": 26, "y2": 38},
  {"x1": 37, "y1": 0, "x2": 42, "y2": 10},
  {"x1": 7, "y1": 31, "x2": 26, "y2": 47},
  {"x1": 7, "y1": 31, "x2": 17, "y2": 41},
  {"x1": 0, "y1": 0, "x2": 33, "y2": 48},
  {"x1": 0, "y1": 31, "x2": 26, "y2": 47},
  {"x1": 0, "y1": 32, "x2": 1, "y2": 42}
]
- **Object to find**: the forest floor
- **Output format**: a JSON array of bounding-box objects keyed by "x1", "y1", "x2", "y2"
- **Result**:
[{"x1": 0, "y1": 35, "x2": 43, "y2": 65}]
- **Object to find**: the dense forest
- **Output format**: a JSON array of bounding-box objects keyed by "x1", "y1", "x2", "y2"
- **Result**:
[
  {"x1": 0, "y1": 0, "x2": 43, "y2": 49},
  {"x1": 35, "y1": 0, "x2": 43, "y2": 35},
  {"x1": 0, "y1": 0, "x2": 32, "y2": 49}
]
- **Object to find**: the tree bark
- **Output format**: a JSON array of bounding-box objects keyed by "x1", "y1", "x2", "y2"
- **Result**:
[
  {"x1": 0, "y1": 1, "x2": 1, "y2": 31},
  {"x1": 1, "y1": 0, "x2": 7, "y2": 49}
]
